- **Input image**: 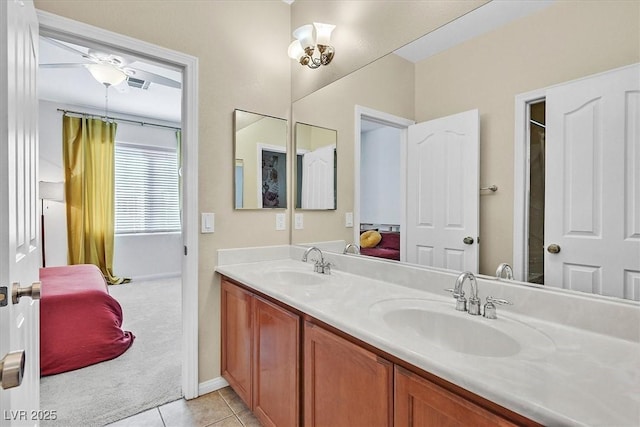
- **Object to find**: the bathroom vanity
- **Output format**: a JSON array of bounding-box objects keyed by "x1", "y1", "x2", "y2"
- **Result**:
[{"x1": 216, "y1": 246, "x2": 640, "y2": 427}]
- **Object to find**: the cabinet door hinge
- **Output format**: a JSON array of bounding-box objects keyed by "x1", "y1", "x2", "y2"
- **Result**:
[{"x1": 184, "y1": 246, "x2": 188, "y2": 256}]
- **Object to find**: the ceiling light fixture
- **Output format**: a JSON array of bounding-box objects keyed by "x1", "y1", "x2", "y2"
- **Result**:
[
  {"x1": 87, "y1": 63, "x2": 127, "y2": 86},
  {"x1": 87, "y1": 64, "x2": 126, "y2": 118},
  {"x1": 288, "y1": 22, "x2": 335, "y2": 69}
]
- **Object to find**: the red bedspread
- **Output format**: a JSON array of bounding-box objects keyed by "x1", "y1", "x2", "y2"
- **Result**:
[{"x1": 40, "y1": 264, "x2": 135, "y2": 376}]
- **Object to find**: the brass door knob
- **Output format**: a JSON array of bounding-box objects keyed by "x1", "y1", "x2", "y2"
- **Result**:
[
  {"x1": 547, "y1": 244, "x2": 561, "y2": 254},
  {"x1": 12, "y1": 281, "x2": 41, "y2": 304},
  {"x1": 463, "y1": 236, "x2": 474, "y2": 245},
  {"x1": 0, "y1": 350, "x2": 25, "y2": 390}
]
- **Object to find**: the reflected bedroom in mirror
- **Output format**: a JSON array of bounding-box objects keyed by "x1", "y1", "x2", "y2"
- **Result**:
[
  {"x1": 234, "y1": 109, "x2": 288, "y2": 209},
  {"x1": 358, "y1": 118, "x2": 403, "y2": 261},
  {"x1": 294, "y1": 122, "x2": 337, "y2": 210}
]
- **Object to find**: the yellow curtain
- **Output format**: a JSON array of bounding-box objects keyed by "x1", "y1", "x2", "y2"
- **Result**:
[{"x1": 62, "y1": 115, "x2": 129, "y2": 285}]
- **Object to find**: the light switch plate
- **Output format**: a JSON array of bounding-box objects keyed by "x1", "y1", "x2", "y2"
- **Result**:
[
  {"x1": 295, "y1": 213, "x2": 304, "y2": 229},
  {"x1": 345, "y1": 212, "x2": 354, "y2": 228},
  {"x1": 276, "y1": 213, "x2": 286, "y2": 230},
  {"x1": 201, "y1": 212, "x2": 214, "y2": 233}
]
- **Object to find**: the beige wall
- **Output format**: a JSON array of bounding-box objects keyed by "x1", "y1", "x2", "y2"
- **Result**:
[
  {"x1": 414, "y1": 0, "x2": 640, "y2": 275},
  {"x1": 292, "y1": 53, "x2": 415, "y2": 245},
  {"x1": 290, "y1": 0, "x2": 488, "y2": 101},
  {"x1": 34, "y1": 0, "x2": 292, "y2": 383}
]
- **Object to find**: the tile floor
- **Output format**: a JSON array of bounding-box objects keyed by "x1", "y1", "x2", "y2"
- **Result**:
[{"x1": 107, "y1": 387, "x2": 262, "y2": 427}]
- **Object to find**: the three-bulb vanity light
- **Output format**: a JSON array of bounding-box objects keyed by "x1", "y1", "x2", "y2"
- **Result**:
[{"x1": 288, "y1": 22, "x2": 335, "y2": 69}]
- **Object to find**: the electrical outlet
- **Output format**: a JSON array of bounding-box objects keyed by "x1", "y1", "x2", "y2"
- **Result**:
[
  {"x1": 276, "y1": 213, "x2": 286, "y2": 230},
  {"x1": 295, "y1": 213, "x2": 304, "y2": 229},
  {"x1": 345, "y1": 212, "x2": 354, "y2": 228}
]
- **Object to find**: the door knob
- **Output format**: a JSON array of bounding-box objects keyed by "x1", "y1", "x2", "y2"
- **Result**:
[
  {"x1": 0, "y1": 350, "x2": 25, "y2": 389},
  {"x1": 12, "y1": 281, "x2": 41, "y2": 304},
  {"x1": 547, "y1": 244, "x2": 561, "y2": 254},
  {"x1": 463, "y1": 236, "x2": 474, "y2": 245}
]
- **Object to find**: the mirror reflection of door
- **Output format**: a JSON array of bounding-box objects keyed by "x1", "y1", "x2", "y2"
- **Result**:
[
  {"x1": 294, "y1": 123, "x2": 337, "y2": 210},
  {"x1": 524, "y1": 64, "x2": 640, "y2": 301},
  {"x1": 405, "y1": 109, "x2": 479, "y2": 273}
]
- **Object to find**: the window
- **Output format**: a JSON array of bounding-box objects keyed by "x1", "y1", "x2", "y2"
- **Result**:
[{"x1": 115, "y1": 143, "x2": 181, "y2": 234}]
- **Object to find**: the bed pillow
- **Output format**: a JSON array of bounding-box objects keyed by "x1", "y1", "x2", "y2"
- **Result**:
[{"x1": 360, "y1": 230, "x2": 382, "y2": 248}]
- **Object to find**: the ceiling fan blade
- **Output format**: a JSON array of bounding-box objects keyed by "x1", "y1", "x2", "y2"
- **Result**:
[
  {"x1": 41, "y1": 36, "x2": 93, "y2": 60},
  {"x1": 40, "y1": 63, "x2": 89, "y2": 69},
  {"x1": 128, "y1": 68, "x2": 181, "y2": 89}
]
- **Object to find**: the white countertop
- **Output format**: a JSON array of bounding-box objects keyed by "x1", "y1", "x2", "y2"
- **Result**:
[{"x1": 215, "y1": 250, "x2": 640, "y2": 427}]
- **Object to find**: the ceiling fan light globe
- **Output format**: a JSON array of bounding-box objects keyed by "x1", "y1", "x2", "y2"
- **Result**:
[{"x1": 87, "y1": 63, "x2": 127, "y2": 86}]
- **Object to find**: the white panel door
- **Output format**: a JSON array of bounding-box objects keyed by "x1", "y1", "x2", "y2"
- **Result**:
[
  {"x1": 301, "y1": 144, "x2": 335, "y2": 209},
  {"x1": 406, "y1": 109, "x2": 479, "y2": 272},
  {"x1": 0, "y1": 0, "x2": 41, "y2": 425},
  {"x1": 545, "y1": 64, "x2": 640, "y2": 300}
]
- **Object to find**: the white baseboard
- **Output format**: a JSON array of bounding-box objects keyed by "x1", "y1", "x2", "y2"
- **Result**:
[{"x1": 197, "y1": 377, "x2": 229, "y2": 396}]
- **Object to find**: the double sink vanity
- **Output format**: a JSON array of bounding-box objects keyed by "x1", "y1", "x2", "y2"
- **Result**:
[{"x1": 216, "y1": 244, "x2": 640, "y2": 426}]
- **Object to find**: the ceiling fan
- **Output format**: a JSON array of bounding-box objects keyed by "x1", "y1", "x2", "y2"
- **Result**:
[{"x1": 39, "y1": 36, "x2": 182, "y2": 92}]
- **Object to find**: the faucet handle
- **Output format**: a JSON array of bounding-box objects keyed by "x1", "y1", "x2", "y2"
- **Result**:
[
  {"x1": 321, "y1": 262, "x2": 332, "y2": 275},
  {"x1": 444, "y1": 288, "x2": 467, "y2": 311},
  {"x1": 486, "y1": 296, "x2": 512, "y2": 305},
  {"x1": 483, "y1": 296, "x2": 512, "y2": 319}
]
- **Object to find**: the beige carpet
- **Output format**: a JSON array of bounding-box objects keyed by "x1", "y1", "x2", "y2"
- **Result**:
[{"x1": 40, "y1": 276, "x2": 182, "y2": 426}]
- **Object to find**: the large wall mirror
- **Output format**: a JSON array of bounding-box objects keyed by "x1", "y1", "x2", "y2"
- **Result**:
[
  {"x1": 234, "y1": 109, "x2": 288, "y2": 209},
  {"x1": 294, "y1": 122, "x2": 337, "y2": 210},
  {"x1": 290, "y1": 0, "x2": 639, "y2": 302}
]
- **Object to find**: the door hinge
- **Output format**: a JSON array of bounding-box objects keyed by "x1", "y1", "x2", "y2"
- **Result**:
[
  {"x1": 0, "y1": 287, "x2": 7, "y2": 307},
  {"x1": 184, "y1": 246, "x2": 188, "y2": 256}
]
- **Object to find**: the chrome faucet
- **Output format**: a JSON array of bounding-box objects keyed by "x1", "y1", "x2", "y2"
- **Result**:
[
  {"x1": 301, "y1": 246, "x2": 331, "y2": 274},
  {"x1": 343, "y1": 243, "x2": 360, "y2": 255},
  {"x1": 452, "y1": 271, "x2": 481, "y2": 315},
  {"x1": 495, "y1": 263, "x2": 514, "y2": 280}
]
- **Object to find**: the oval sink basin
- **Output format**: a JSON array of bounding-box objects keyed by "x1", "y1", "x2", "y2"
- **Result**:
[
  {"x1": 263, "y1": 269, "x2": 327, "y2": 286},
  {"x1": 369, "y1": 298, "x2": 555, "y2": 358}
]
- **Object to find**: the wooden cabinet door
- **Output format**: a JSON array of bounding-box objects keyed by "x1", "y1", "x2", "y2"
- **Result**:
[
  {"x1": 253, "y1": 296, "x2": 300, "y2": 427},
  {"x1": 394, "y1": 366, "x2": 517, "y2": 427},
  {"x1": 221, "y1": 279, "x2": 253, "y2": 407},
  {"x1": 304, "y1": 321, "x2": 393, "y2": 427}
]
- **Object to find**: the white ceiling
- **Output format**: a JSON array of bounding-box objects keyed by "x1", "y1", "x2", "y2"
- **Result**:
[{"x1": 38, "y1": 37, "x2": 182, "y2": 124}]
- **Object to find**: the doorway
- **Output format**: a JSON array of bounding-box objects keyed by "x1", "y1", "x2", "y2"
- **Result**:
[
  {"x1": 527, "y1": 100, "x2": 546, "y2": 284},
  {"x1": 354, "y1": 106, "x2": 414, "y2": 261},
  {"x1": 36, "y1": 8, "x2": 199, "y2": 421}
]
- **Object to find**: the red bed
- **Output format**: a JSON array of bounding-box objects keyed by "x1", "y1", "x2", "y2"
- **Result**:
[{"x1": 39, "y1": 264, "x2": 135, "y2": 376}]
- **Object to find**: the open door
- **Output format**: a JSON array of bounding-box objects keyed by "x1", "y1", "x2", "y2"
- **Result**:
[
  {"x1": 545, "y1": 64, "x2": 640, "y2": 299},
  {"x1": 301, "y1": 144, "x2": 335, "y2": 209},
  {"x1": 405, "y1": 109, "x2": 479, "y2": 272},
  {"x1": 0, "y1": 0, "x2": 41, "y2": 424}
]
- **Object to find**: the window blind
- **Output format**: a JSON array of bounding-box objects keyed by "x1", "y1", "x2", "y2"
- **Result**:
[{"x1": 115, "y1": 142, "x2": 181, "y2": 234}]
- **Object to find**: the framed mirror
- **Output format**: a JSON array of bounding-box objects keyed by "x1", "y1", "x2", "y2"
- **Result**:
[
  {"x1": 234, "y1": 109, "x2": 288, "y2": 209},
  {"x1": 294, "y1": 122, "x2": 337, "y2": 210}
]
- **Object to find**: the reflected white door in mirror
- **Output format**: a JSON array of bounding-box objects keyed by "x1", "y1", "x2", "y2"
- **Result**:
[
  {"x1": 406, "y1": 109, "x2": 480, "y2": 273},
  {"x1": 514, "y1": 63, "x2": 640, "y2": 301}
]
